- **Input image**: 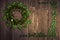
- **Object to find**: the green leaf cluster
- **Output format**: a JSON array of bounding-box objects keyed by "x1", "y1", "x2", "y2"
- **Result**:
[
  {"x1": 3, "y1": 2, "x2": 31, "y2": 30},
  {"x1": 50, "y1": 0, "x2": 57, "y2": 9},
  {"x1": 28, "y1": 32, "x2": 46, "y2": 37},
  {"x1": 48, "y1": 0, "x2": 57, "y2": 38}
]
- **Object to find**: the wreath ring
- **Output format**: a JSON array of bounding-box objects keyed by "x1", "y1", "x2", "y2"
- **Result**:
[{"x1": 3, "y1": 2, "x2": 31, "y2": 30}]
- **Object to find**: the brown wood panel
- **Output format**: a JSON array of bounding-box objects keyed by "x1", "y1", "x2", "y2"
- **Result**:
[{"x1": 0, "y1": 0, "x2": 60, "y2": 40}]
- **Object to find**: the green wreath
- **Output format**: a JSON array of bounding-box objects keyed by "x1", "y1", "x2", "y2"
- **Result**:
[{"x1": 2, "y1": 2, "x2": 31, "y2": 30}]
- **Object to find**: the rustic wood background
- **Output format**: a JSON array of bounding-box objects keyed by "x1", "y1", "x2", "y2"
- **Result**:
[{"x1": 0, "y1": 0, "x2": 60, "y2": 40}]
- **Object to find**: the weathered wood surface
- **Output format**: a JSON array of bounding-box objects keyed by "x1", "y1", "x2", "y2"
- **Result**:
[{"x1": 0, "y1": 0, "x2": 60, "y2": 40}]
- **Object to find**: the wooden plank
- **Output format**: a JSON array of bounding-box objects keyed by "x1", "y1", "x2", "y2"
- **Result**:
[{"x1": 0, "y1": 0, "x2": 60, "y2": 40}]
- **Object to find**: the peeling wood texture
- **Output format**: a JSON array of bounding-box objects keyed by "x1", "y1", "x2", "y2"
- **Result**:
[{"x1": 0, "y1": 0, "x2": 60, "y2": 40}]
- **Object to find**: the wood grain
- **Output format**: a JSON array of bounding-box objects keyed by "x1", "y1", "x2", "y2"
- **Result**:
[{"x1": 0, "y1": 0, "x2": 60, "y2": 40}]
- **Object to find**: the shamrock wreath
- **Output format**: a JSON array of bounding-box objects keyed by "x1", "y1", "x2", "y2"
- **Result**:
[{"x1": 2, "y1": 2, "x2": 31, "y2": 30}]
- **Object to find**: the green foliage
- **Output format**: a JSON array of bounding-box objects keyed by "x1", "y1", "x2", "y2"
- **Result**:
[
  {"x1": 3, "y1": 2, "x2": 31, "y2": 30},
  {"x1": 28, "y1": 32, "x2": 46, "y2": 37},
  {"x1": 48, "y1": 0, "x2": 57, "y2": 38},
  {"x1": 22, "y1": 19, "x2": 32, "y2": 28},
  {"x1": 38, "y1": 0, "x2": 57, "y2": 38},
  {"x1": 3, "y1": 1, "x2": 57, "y2": 38},
  {"x1": 23, "y1": 24, "x2": 28, "y2": 28},
  {"x1": 26, "y1": 19, "x2": 31, "y2": 24},
  {"x1": 2, "y1": 16, "x2": 7, "y2": 20},
  {"x1": 17, "y1": 24, "x2": 22, "y2": 30},
  {"x1": 48, "y1": 19, "x2": 56, "y2": 38},
  {"x1": 19, "y1": 32, "x2": 46, "y2": 37},
  {"x1": 6, "y1": 21, "x2": 11, "y2": 27},
  {"x1": 50, "y1": 0, "x2": 57, "y2": 9},
  {"x1": 13, "y1": 25, "x2": 17, "y2": 29}
]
